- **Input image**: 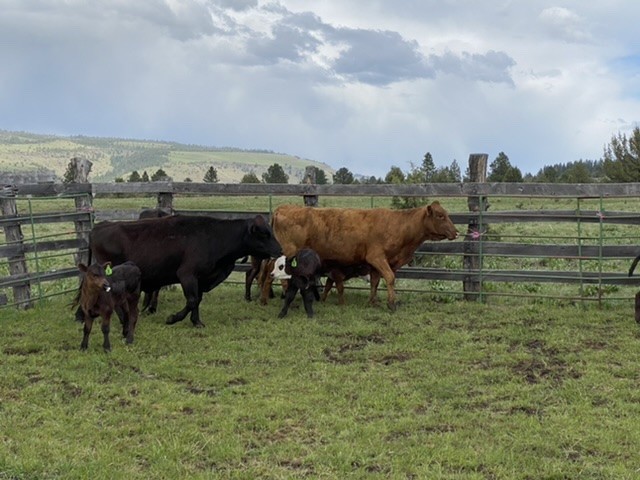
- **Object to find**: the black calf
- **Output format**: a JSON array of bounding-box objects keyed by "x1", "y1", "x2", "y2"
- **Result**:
[{"x1": 271, "y1": 248, "x2": 321, "y2": 318}]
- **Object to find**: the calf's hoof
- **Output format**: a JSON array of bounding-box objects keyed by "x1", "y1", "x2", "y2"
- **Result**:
[{"x1": 192, "y1": 321, "x2": 205, "y2": 328}]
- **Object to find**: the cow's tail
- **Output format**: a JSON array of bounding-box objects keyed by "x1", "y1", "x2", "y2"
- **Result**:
[{"x1": 629, "y1": 255, "x2": 640, "y2": 277}]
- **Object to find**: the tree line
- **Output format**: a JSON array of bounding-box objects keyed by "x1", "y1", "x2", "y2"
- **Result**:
[{"x1": 63, "y1": 127, "x2": 640, "y2": 185}]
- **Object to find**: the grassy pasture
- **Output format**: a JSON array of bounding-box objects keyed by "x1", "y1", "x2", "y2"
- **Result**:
[
  {"x1": 3, "y1": 193, "x2": 640, "y2": 478},
  {"x1": 1, "y1": 282, "x2": 640, "y2": 479}
]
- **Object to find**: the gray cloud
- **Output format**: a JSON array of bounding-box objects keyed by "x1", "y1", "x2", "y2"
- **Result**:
[
  {"x1": 329, "y1": 28, "x2": 434, "y2": 85},
  {"x1": 214, "y1": 0, "x2": 258, "y2": 11},
  {"x1": 246, "y1": 24, "x2": 322, "y2": 64},
  {"x1": 430, "y1": 50, "x2": 516, "y2": 85}
]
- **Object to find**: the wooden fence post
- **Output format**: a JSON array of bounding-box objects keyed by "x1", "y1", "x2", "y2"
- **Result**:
[
  {"x1": 463, "y1": 153, "x2": 489, "y2": 301},
  {"x1": 303, "y1": 166, "x2": 318, "y2": 207},
  {"x1": 1, "y1": 184, "x2": 32, "y2": 309},
  {"x1": 72, "y1": 157, "x2": 94, "y2": 267}
]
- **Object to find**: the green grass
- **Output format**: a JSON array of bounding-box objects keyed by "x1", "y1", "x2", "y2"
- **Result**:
[{"x1": 1, "y1": 282, "x2": 640, "y2": 479}]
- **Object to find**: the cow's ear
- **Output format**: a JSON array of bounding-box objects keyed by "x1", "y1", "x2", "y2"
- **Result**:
[
  {"x1": 426, "y1": 204, "x2": 433, "y2": 217},
  {"x1": 251, "y1": 215, "x2": 267, "y2": 232},
  {"x1": 249, "y1": 217, "x2": 261, "y2": 235},
  {"x1": 78, "y1": 263, "x2": 88, "y2": 273}
]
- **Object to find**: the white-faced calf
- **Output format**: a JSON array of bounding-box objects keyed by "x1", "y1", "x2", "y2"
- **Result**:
[
  {"x1": 72, "y1": 261, "x2": 142, "y2": 351},
  {"x1": 271, "y1": 248, "x2": 321, "y2": 318}
]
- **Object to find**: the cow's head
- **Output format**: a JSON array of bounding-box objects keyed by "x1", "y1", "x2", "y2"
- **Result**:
[
  {"x1": 270, "y1": 255, "x2": 291, "y2": 280},
  {"x1": 247, "y1": 215, "x2": 283, "y2": 258},
  {"x1": 425, "y1": 201, "x2": 458, "y2": 241},
  {"x1": 78, "y1": 262, "x2": 112, "y2": 292}
]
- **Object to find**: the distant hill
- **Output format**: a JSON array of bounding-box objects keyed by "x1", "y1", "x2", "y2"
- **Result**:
[{"x1": 0, "y1": 130, "x2": 335, "y2": 183}]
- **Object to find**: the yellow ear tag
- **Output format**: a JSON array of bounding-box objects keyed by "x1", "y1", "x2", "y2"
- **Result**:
[
  {"x1": 291, "y1": 257, "x2": 297, "y2": 268},
  {"x1": 105, "y1": 265, "x2": 113, "y2": 276}
]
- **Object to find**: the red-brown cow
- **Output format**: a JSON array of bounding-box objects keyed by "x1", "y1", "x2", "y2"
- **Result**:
[{"x1": 262, "y1": 201, "x2": 458, "y2": 310}]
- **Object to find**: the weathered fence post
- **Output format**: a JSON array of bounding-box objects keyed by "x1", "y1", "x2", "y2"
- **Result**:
[
  {"x1": 463, "y1": 153, "x2": 489, "y2": 301},
  {"x1": 1, "y1": 184, "x2": 32, "y2": 309},
  {"x1": 303, "y1": 166, "x2": 318, "y2": 207},
  {"x1": 72, "y1": 157, "x2": 94, "y2": 267}
]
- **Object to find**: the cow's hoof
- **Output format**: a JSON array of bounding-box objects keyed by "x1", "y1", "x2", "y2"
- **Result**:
[
  {"x1": 166, "y1": 316, "x2": 179, "y2": 325},
  {"x1": 387, "y1": 302, "x2": 397, "y2": 312},
  {"x1": 193, "y1": 322, "x2": 205, "y2": 328}
]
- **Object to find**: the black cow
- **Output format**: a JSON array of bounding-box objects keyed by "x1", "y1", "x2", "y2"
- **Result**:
[
  {"x1": 138, "y1": 207, "x2": 175, "y2": 313},
  {"x1": 88, "y1": 214, "x2": 282, "y2": 328},
  {"x1": 270, "y1": 248, "x2": 322, "y2": 318}
]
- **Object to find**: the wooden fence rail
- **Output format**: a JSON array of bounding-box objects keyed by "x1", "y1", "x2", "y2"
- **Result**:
[{"x1": 3, "y1": 178, "x2": 640, "y2": 309}]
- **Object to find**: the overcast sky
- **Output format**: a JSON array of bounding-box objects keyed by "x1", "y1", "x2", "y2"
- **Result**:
[{"x1": 1, "y1": 1, "x2": 639, "y2": 178}]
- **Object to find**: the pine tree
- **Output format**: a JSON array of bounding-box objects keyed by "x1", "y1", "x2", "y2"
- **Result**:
[
  {"x1": 602, "y1": 127, "x2": 640, "y2": 182},
  {"x1": 141, "y1": 171, "x2": 150, "y2": 182},
  {"x1": 128, "y1": 170, "x2": 142, "y2": 182},
  {"x1": 262, "y1": 163, "x2": 289, "y2": 183},
  {"x1": 422, "y1": 152, "x2": 436, "y2": 182},
  {"x1": 151, "y1": 168, "x2": 171, "y2": 182},
  {"x1": 332, "y1": 167, "x2": 354, "y2": 184},
  {"x1": 203, "y1": 166, "x2": 219, "y2": 183},
  {"x1": 488, "y1": 152, "x2": 523, "y2": 182},
  {"x1": 241, "y1": 171, "x2": 261, "y2": 183}
]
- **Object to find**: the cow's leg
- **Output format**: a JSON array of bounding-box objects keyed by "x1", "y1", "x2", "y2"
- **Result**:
[
  {"x1": 101, "y1": 310, "x2": 112, "y2": 352},
  {"x1": 141, "y1": 289, "x2": 159, "y2": 314},
  {"x1": 141, "y1": 291, "x2": 151, "y2": 312},
  {"x1": 188, "y1": 291, "x2": 205, "y2": 328},
  {"x1": 166, "y1": 275, "x2": 202, "y2": 327},
  {"x1": 74, "y1": 305, "x2": 84, "y2": 323},
  {"x1": 335, "y1": 279, "x2": 346, "y2": 305},
  {"x1": 245, "y1": 257, "x2": 262, "y2": 301},
  {"x1": 278, "y1": 286, "x2": 298, "y2": 318},
  {"x1": 367, "y1": 270, "x2": 382, "y2": 306},
  {"x1": 301, "y1": 288, "x2": 316, "y2": 318},
  {"x1": 311, "y1": 280, "x2": 320, "y2": 301},
  {"x1": 260, "y1": 271, "x2": 274, "y2": 305},
  {"x1": 80, "y1": 314, "x2": 93, "y2": 350},
  {"x1": 366, "y1": 257, "x2": 396, "y2": 310},
  {"x1": 321, "y1": 277, "x2": 334, "y2": 302},
  {"x1": 149, "y1": 290, "x2": 160, "y2": 313},
  {"x1": 115, "y1": 304, "x2": 129, "y2": 338}
]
